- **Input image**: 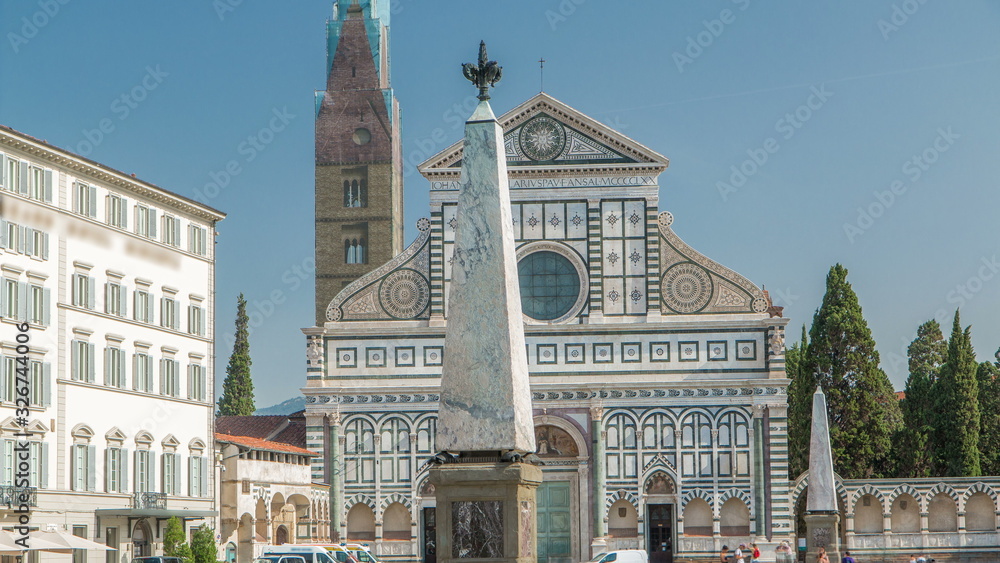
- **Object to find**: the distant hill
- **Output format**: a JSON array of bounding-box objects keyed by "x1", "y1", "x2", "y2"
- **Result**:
[{"x1": 255, "y1": 396, "x2": 306, "y2": 416}]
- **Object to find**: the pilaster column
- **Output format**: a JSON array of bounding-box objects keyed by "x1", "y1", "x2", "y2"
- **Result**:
[
  {"x1": 587, "y1": 199, "x2": 604, "y2": 323},
  {"x1": 330, "y1": 414, "x2": 344, "y2": 541},
  {"x1": 882, "y1": 513, "x2": 891, "y2": 536},
  {"x1": 591, "y1": 406, "x2": 607, "y2": 556}
]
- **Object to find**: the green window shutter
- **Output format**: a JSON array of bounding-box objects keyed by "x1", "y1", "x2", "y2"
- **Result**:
[
  {"x1": 18, "y1": 161, "x2": 28, "y2": 195},
  {"x1": 120, "y1": 285, "x2": 128, "y2": 317},
  {"x1": 121, "y1": 448, "x2": 129, "y2": 492},
  {"x1": 188, "y1": 457, "x2": 195, "y2": 496},
  {"x1": 173, "y1": 454, "x2": 181, "y2": 494},
  {"x1": 87, "y1": 277, "x2": 95, "y2": 310},
  {"x1": 87, "y1": 445, "x2": 97, "y2": 491},
  {"x1": 105, "y1": 448, "x2": 112, "y2": 492},
  {"x1": 17, "y1": 282, "x2": 28, "y2": 321},
  {"x1": 0, "y1": 154, "x2": 6, "y2": 188},
  {"x1": 42, "y1": 363, "x2": 51, "y2": 407},
  {"x1": 71, "y1": 342, "x2": 80, "y2": 381},
  {"x1": 104, "y1": 284, "x2": 111, "y2": 314},
  {"x1": 88, "y1": 186, "x2": 97, "y2": 218},
  {"x1": 40, "y1": 442, "x2": 48, "y2": 489},
  {"x1": 70, "y1": 445, "x2": 78, "y2": 491},
  {"x1": 0, "y1": 219, "x2": 6, "y2": 248},
  {"x1": 87, "y1": 342, "x2": 96, "y2": 383},
  {"x1": 16, "y1": 225, "x2": 25, "y2": 254},
  {"x1": 43, "y1": 169, "x2": 53, "y2": 202},
  {"x1": 121, "y1": 198, "x2": 129, "y2": 229},
  {"x1": 42, "y1": 288, "x2": 51, "y2": 326},
  {"x1": 41, "y1": 232, "x2": 49, "y2": 260},
  {"x1": 149, "y1": 209, "x2": 157, "y2": 238},
  {"x1": 200, "y1": 457, "x2": 208, "y2": 497},
  {"x1": 148, "y1": 451, "x2": 156, "y2": 492},
  {"x1": 104, "y1": 348, "x2": 112, "y2": 386}
]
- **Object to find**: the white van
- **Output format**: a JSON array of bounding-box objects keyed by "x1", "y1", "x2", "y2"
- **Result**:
[
  {"x1": 587, "y1": 550, "x2": 649, "y2": 563},
  {"x1": 262, "y1": 546, "x2": 339, "y2": 563}
]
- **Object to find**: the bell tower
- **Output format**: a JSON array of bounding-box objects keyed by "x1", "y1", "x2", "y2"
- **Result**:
[{"x1": 314, "y1": 0, "x2": 403, "y2": 323}]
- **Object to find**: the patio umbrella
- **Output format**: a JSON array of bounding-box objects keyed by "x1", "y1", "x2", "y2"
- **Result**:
[
  {"x1": 28, "y1": 530, "x2": 116, "y2": 552},
  {"x1": 0, "y1": 531, "x2": 72, "y2": 553},
  {"x1": 0, "y1": 531, "x2": 26, "y2": 554}
]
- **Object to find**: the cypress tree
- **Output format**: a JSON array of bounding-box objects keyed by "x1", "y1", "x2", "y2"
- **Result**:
[
  {"x1": 190, "y1": 524, "x2": 217, "y2": 563},
  {"x1": 786, "y1": 325, "x2": 813, "y2": 479},
  {"x1": 162, "y1": 517, "x2": 185, "y2": 557},
  {"x1": 933, "y1": 311, "x2": 981, "y2": 476},
  {"x1": 895, "y1": 320, "x2": 946, "y2": 477},
  {"x1": 217, "y1": 293, "x2": 256, "y2": 416},
  {"x1": 803, "y1": 264, "x2": 901, "y2": 479},
  {"x1": 977, "y1": 351, "x2": 1000, "y2": 475}
]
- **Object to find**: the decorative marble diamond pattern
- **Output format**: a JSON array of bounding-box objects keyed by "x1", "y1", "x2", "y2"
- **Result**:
[
  {"x1": 629, "y1": 250, "x2": 642, "y2": 265},
  {"x1": 608, "y1": 289, "x2": 620, "y2": 303},
  {"x1": 630, "y1": 288, "x2": 643, "y2": 303},
  {"x1": 607, "y1": 251, "x2": 620, "y2": 266}
]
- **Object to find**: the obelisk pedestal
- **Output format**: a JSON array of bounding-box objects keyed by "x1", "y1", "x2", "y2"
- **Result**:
[
  {"x1": 805, "y1": 387, "x2": 841, "y2": 563},
  {"x1": 429, "y1": 42, "x2": 541, "y2": 563}
]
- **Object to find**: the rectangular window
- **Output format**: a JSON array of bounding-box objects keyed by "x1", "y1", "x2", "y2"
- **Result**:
[
  {"x1": 133, "y1": 353, "x2": 153, "y2": 392},
  {"x1": 162, "y1": 215, "x2": 180, "y2": 246},
  {"x1": 29, "y1": 166, "x2": 49, "y2": 202},
  {"x1": 134, "y1": 290, "x2": 154, "y2": 323},
  {"x1": 160, "y1": 297, "x2": 178, "y2": 330},
  {"x1": 135, "y1": 450, "x2": 152, "y2": 493},
  {"x1": 28, "y1": 228, "x2": 48, "y2": 260},
  {"x1": 187, "y1": 364, "x2": 205, "y2": 401},
  {"x1": 107, "y1": 194, "x2": 128, "y2": 229},
  {"x1": 135, "y1": 205, "x2": 157, "y2": 238},
  {"x1": 187, "y1": 305, "x2": 205, "y2": 336},
  {"x1": 72, "y1": 274, "x2": 95, "y2": 309},
  {"x1": 28, "y1": 361, "x2": 45, "y2": 407},
  {"x1": 28, "y1": 442, "x2": 42, "y2": 488},
  {"x1": 106, "y1": 447, "x2": 124, "y2": 493},
  {"x1": 74, "y1": 182, "x2": 97, "y2": 218},
  {"x1": 105, "y1": 347, "x2": 126, "y2": 388},
  {"x1": 162, "y1": 453, "x2": 176, "y2": 495},
  {"x1": 1, "y1": 441, "x2": 12, "y2": 484},
  {"x1": 188, "y1": 456, "x2": 206, "y2": 497},
  {"x1": 105, "y1": 282, "x2": 127, "y2": 317},
  {"x1": 161, "y1": 359, "x2": 179, "y2": 397},
  {"x1": 1, "y1": 357, "x2": 15, "y2": 402},
  {"x1": 5, "y1": 158, "x2": 19, "y2": 192},
  {"x1": 71, "y1": 340, "x2": 95, "y2": 382},
  {"x1": 2, "y1": 278, "x2": 18, "y2": 318},
  {"x1": 4, "y1": 221, "x2": 16, "y2": 251},
  {"x1": 188, "y1": 225, "x2": 207, "y2": 255},
  {"x1": 72, "y1": 444, "x2": 91, "y2": 491}
]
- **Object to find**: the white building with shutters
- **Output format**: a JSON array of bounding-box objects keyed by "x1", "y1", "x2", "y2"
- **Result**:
[{"x1": 0, "y1": 125, "x2": 224, "y2": 559}]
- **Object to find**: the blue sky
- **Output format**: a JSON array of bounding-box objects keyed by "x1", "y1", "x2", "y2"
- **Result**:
[{"x1": 2, "y1": 1, "x2": 999, "y2": 406}]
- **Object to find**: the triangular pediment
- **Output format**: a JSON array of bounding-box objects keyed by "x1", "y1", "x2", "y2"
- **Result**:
[{"x1": 418, "y1": 92, "x2": 668, "y2": 176}]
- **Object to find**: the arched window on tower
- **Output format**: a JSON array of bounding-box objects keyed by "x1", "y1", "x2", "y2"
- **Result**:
[
  {"x1": 342, "y1": 223, "x2": 369, "y2": 265},
  {"x1": 341, "y1": 168, "x2": 368, "y2": 208}
]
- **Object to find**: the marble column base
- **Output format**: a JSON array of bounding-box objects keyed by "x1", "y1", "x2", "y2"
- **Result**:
[
  {"x1": 590, "y1": 536, "x2": 608, "y2": 559},
  {"x1": 804, "y1": 512, "x2": 840, "y2": 563},
  {"x1": 430, "y1": 462, "x2": 543, "y2": 563}
]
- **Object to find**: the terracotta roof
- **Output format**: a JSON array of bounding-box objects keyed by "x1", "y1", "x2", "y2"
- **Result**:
[
  {"x1": 895, "y1": 391, "x2": 906, "y2": 401},
  {"x1": 216, "y1": 415, "x2": 290, "y2": 439},
  {"x1": 215, "y1": 433, "x2": 317, "y2": 456}
]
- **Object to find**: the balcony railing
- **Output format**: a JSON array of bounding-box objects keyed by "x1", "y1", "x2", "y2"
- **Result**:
[
  {"x1": 0, "y1": 485, "x2": 37, "y2": 508},
  {"x1": 133, "y1": 491, "x2": 166, "y2": 509}
]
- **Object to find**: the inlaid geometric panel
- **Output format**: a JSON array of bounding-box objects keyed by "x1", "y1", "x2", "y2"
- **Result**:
[
  {"x1": 565, "y1": 344, "x2": 585, "y2": 364},
  {"x1": 621, "y1": 342, "x2": 642, "y2": 363},
  {"x1": 395, "y1": 347, "x2": 415, "y2": 367},
  {"x1": 649, "y1": 342, "x2": 671, "y2": 362},
  {"x1": 366, "y1": 347, "x2": 386, "y2": 368},
  {"x1": 735, "y1": 340, "x2": 757, "y2": 361},
  {"x1": 336, "y1": 348, "x2": 357, "y2": 368},
  {"x1": 707, "y1": 341, "x2": 728, "y2": 362},
  {"x1": 593, "y1": 343, "x2": 614, "y2": 363},
  {"x1": 423, "y1": 346, "x2": 444, "y2": 367},
  {"x1": 537, "y1": 344, "x2": 557, "y2": 365},
  {"x1": 678, "y1": 341, "x2": 699, "y2": 362}
]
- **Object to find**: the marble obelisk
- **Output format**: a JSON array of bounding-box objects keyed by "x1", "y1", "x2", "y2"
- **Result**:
[
  {"x1": 429, "y1": 42, "x2": 541, "y2": 563},
  {"x1": 804, "y1": 386, "x2": 841, "y2": 563},
  {"x1": 436, "y1": 41, "x2": 535, "y2": 455}
]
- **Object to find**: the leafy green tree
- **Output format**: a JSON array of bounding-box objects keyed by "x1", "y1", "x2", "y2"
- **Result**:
[
  {"x1": 977, "y1": 352, "x2": 1000, "y2": 475},
  {"x1": 895, "y1": 320, "x2": 946, "y2": 477},
  {"x1": 217, "y1": 294, "x2": 255, "y2": 416},
  {"x1": 786, "y1": 325, "x2": 813, "y2": 479},
  {"x1": 191, "y1": 524, "x2": 217, "y2": 563},
  {"x1": 177, "y1": 543, "x2": 194, "y2": 563},
  {"x1": 163, "y1": 517, "x2": 186, "y2": 557},
  {"x1": 802, "y1": 264, "x2": 901, "y2": 479},
  {"x1": 934, "y1": 311, "x2": 981, "y2": 476}
]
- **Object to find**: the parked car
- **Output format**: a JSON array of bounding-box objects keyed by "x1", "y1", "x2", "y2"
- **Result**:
[
  {"x1": 343, "y1": 544, "x2": 380, "y2": 563},
  {"x1": 133, "y1": 558, "x2": 183, "y2": 563},
  {"x1": 255, "y1": 556, "x2": 307, "y2": 563},
  {"x1": 587, "y1": 550, "x2": 649, "y2": 563},
  {"x1": 262, "y1": 545, "x2": 340, "y2": 563}
]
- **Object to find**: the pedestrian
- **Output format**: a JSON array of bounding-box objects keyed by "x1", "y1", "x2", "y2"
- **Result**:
[
  {"x1": 908, "y1": 555, "x2": 917, "y2": 563},
  {"x1": 841, "y1": 550, "x2": 856, "y2": 563},
  {"x1": 719, "y1": 545, "x2": 730, "y2": 563},
  {"x1": 734, "y1": 543, "x2": 745, "y2": 563},
  {"x1": 751, "y1": 543, "x2": 760, "y2": 563},
  {"x1": 816, "y1": 546, "x2": 830, "y2": 563}
]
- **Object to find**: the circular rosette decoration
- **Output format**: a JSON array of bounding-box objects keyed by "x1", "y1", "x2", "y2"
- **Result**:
[
  {"x1": 661, "y1": 262, "x2": 713, "y2": 313},
  {"x1": 378, "y1": 268, "x2": 430, "y2": 319}
]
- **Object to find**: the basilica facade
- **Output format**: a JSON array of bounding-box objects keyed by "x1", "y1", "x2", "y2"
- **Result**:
[{"x1": 303, "y1": 87, "x2": 794, "y2": 563}]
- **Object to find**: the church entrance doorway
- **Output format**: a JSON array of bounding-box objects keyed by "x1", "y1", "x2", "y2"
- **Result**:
[
  {"x1": 537, "y1": 481, "x2": 572, "y2": 563},
  {"x1": 646, "y1": 504, "x2": 673, "y2": 563}
]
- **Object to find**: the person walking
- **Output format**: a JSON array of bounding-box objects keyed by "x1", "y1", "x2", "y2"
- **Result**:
[
  {"x1": 751, "y1": 543, "x2": 760, "y2": 563},
  {"x1": 734, "y1": 544, "x2": 745, "y2": 563},
  {"x1": 841, "y1": 551, "x2": 856, "y2": 563},
  {"x1": 719, "y1": 545, "x2": 730, "y2": 563}
]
